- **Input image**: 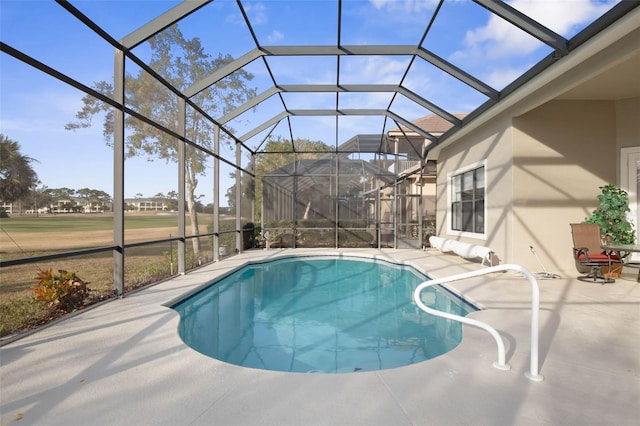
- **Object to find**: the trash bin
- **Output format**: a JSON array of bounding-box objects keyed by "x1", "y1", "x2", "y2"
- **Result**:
[{"x1": 242, "y1": 223, "x2": 254, "y2": 249}]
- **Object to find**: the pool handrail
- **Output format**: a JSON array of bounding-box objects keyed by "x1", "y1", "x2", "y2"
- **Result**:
[{"x1": 413, "y1": 263, "x2": 544, "y2": 382}]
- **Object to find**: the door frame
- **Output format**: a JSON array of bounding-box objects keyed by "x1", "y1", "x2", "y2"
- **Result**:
[{"x1": 620, "y1": 147, "x2": 640, "y2": 261}]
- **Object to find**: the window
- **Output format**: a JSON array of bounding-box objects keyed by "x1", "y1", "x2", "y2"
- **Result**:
[{"x1": 450, "y1": 164, "x2": 485, "y2": 234}]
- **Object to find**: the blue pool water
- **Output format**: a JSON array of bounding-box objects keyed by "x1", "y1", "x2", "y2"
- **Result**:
[{"x1": 171, "y1": 256, "x2": 477, "y2": 373}]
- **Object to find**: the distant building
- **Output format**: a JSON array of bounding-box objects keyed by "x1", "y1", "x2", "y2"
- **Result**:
[
  {"x1": 1, "y1": 202, "x2": 14, "y2": 214},
  {"x1": 2, "y1": 198, "x2": 112, "y2": 214},
  {"x1": 124, "y1": 198, "x2": 168, "y2": 212}
]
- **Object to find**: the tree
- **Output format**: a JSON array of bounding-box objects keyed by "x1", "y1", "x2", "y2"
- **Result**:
[
  {"x1": 45, "y1": 187, "x2": 76, "y2": 200},
  {"x1": 66, "y1": 25, "x2": 256, "y2": 253},
  {"x1": 0, "y1": 134, "x2": 38, "y2": 204},
  {"x1": 166, "y1": 190, "x2": 178, "y2": 211},
  {"x1": 24, "y1": 181, "x2": 52, "y2": 215},
  {"x1": 77, "y1": 188, "x2": 112, "y2": 212},
  {"x1": 226, "y1": 136, "x2": 332, "y2": 223}
]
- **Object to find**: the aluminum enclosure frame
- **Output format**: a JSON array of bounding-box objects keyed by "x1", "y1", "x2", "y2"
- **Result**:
[{"x1": 1, "y1": 0, "x2": 637, "y2": 295}]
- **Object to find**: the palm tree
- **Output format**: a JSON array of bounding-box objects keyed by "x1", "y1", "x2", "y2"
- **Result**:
[{"x1": 0, "y1": 134, "x2": 38, "y2": 203}]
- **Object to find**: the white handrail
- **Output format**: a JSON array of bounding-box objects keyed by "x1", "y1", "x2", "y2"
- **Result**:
[{"x1": 413, "y1": 264, "x2": 544, "y2": 382}]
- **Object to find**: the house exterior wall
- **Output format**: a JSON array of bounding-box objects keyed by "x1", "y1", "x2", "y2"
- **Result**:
[
  {"x1": 430, "y1": 13, "x2": 639, "y2": 273},
  {"x1": 434, "y1": 113, "x2": 515, "y2": 263},
  {"x1": 512, "y1": 100, "x2": 618, "y2": 274},
  {"x1": 616, "y1": 97, "x2": 640, "y2": 150},
  {"x1": 434, "y1": 97, "x2": 638, "y2": 274}
]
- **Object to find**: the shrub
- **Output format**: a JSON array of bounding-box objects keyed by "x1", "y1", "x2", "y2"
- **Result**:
[
  {"x1": 30, "y1": 269, "x2": 90, "y2": 312},
  {"x1": 272, "y1": 233, "x2": 296, "y2": 248},
  {"x1": 585, "y1": 184, "x2": 636, "y2": 245},
  {"x1": 338, "y1": 230, "x2": 374, "y2": 247},
  {"x1": 298, "y1": 219, "x2": 335, "y2": 228},
  {"x1": 299, "y1": 229, "x2": 335, "y2": 247},
  {"x1": 338, "y1": 219, "x2": 367, "y2": 228}
]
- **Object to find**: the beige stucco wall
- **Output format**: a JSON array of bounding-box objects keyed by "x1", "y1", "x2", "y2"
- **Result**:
[
  {"x1": 430, "y1": 13, "x2": 639, "y2": 272},
  {"x1": 616, "y1": 97, "x2": 640, "y2": 150},
  {"x1": 434, "y1": 113, "x2": 515, "y2": 264},
  {"x1": 433, "y1": 98, "x2": 635, "y2": 274},
  {"x1": 512, "y1": 100, "x2": 618, "y2": 274}
]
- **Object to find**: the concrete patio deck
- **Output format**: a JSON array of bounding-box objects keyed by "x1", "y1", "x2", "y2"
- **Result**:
[{"x1": 1, "y1": 248, "x2": 638, "y2": 425}]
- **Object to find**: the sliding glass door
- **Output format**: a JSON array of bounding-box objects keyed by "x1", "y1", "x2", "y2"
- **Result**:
[{"x1": 621, "y1": 147, "x2": 640, "y2": 261}]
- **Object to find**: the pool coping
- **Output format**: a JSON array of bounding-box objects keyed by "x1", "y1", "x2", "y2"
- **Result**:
[
  {"x1": 163, "y1": 251, "x2": 483, "y2": 310},
  {"x1": 1, "y1": 248, "x2": 639, "y2": 425}
]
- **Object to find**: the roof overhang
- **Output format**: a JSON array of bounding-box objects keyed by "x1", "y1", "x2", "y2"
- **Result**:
[{"x1": 428, "y1": 6, "x2": 640, "y2": 158}]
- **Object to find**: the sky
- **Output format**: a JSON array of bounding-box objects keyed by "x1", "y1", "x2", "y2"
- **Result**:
[{"x1": 0, "y1": 0, "x2": 617, "y2": 205}]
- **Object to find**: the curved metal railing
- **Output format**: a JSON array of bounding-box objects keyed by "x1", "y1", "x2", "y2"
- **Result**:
[{"x1": 413, "y1": 264, "x2": 544, "y2": 382}]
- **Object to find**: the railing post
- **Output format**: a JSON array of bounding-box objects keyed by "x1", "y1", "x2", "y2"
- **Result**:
[{"x1": 413, "y1": 264, "x2": 544, "y2": 382}]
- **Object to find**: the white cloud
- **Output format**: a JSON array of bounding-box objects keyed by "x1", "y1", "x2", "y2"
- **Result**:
[
  {"x1": 483, "y1": 64, "x2": 529, "y2": 89},
  {"x1": 462, "y1": 0, "x2": 614, "y2": 60},
  {"x1": 227, "y1": 2, "x2": 268, "y2": 26},
  {"x1": 244, "y1": 2, "x2": 268, "y2": 26},
  {"x1": 447, "y1": 0, "x2": 615, "y2": 88},
  {"x1": 267, "y1": 30, "x2": 284, "y2": 43},
  {"x1": 508, "y1": 0, "x2": 613, "y2": 35},
  {"x1": 341, "y1": 56, "x2": 409, "y2": 84},
  {"x1": 402, "y1": 71, "x2": 434, "y2": 95},
  {"x1": 464, "y1": 13, "x2": 538, "y2": 60},
  {"x1": 370, "y1": 0, "x2": 439, "y2": 13},
  {"x1": 224, "y1": 13, "x2": 243, "y2": 26},
  {"x1": 338, "y1": 92, "x2": 394, "y2": 110}
]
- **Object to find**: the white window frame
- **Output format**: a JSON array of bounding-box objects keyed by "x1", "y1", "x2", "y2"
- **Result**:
[{"x1": 446, "y1": 160, "x2": 487, "y2": 240}]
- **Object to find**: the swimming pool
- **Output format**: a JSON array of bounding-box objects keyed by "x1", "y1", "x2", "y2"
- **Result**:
[{"x1": 171, "y1": 256, "x2": 477, "y2": 373}]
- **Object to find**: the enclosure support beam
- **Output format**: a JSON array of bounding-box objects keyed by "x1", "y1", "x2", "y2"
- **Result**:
[
  {"x1": 240, "y1": 109, "x2": 436, "y2": 145},
  {"x1": 236, "y1": 141, "x2": 242, "y2": 253},
  {"x1": 113, "y1": 48, "x2": 125, "y2": 297},
  {"x1": 218, "y1": 86, "x2": 281, "y2": 125},
  {"x1": 213, "y1": 126, "x2": 220, "y2": 262},
  {"x1": 393, "y1": 138, "x2": 398, "y2": 250},
  {"x1": 474, "y1": 0, "x2": 568, "y2": 56},
  {"x1": 120, "y1": 0, "x2": 211, "y2": 50},
  {"x1": 251, "y1": 154, "x2": 256, "y2": 246},
  {"x1": 334, "y1": 155, "x2": 339, "y2": 249},
  {"x1": 419, "y1": 157, "x2": 424, "y2": 249},
  {"x1": 377, "y1": 182, "x2": 381, "y2": 249},
  {"x1": 293, "y1": 153, "x2": 298, "y2": 249},
  {"x1": 177, "y1": 98, "x2": 186, "y2": 274}
]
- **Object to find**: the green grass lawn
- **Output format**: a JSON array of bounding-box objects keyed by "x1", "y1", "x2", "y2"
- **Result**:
[
  {"x1": 0, "y1": 213, "x2": 193, "y2": 233},
  {"x1": 0, "y1": 212, "x2": 244, "y2": 338}
]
